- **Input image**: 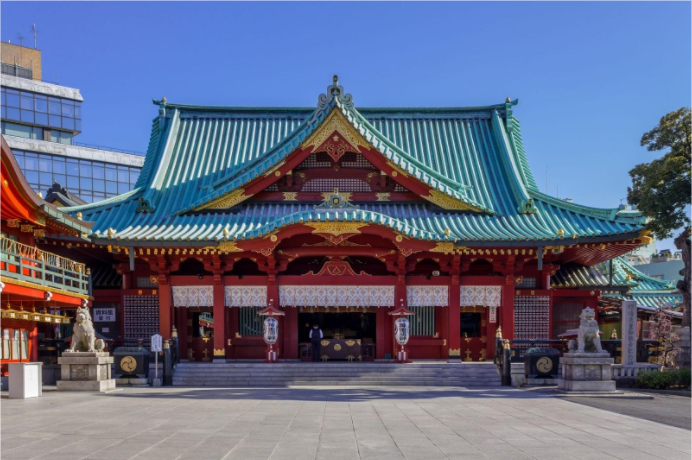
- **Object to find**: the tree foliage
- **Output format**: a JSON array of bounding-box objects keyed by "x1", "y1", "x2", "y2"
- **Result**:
[
  {"x1": 627, "y1": 107, "x2": 691, "y2": 239},
  {"x1": 628, "y1": 107, "x2": 691, "y2": 332}
]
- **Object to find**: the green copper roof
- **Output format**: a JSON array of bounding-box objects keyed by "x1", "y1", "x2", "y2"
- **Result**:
[
  {"x1": 552, "y1": 257, "x2": 682, "y2": 309},
  {"x1": 62, "y1": 79, "x2": 645, "y2": 245},
  {"x1": 552, "y1": 257, "x2": 676, "y2": 291}
]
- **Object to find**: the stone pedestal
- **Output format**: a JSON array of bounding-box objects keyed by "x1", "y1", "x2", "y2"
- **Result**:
[
  {"x1": 57, "y1": 352, "x2": 115, "y2": 392},
  {"x1": 557, "y1": 352, "x2": 616, "y2": 392}
]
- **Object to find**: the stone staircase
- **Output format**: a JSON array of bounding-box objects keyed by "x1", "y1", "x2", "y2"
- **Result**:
[{"x1": 172, "y1": 362, "x2": 501, "y2": 387}]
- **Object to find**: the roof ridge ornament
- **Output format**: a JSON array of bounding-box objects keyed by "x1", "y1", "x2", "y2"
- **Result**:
[
  {"x1": 310, "y1": 75, "x2": 353, "y2": 125},
  {"x1": 135, "y1": 196, "x2": 155, "y2": 214}
]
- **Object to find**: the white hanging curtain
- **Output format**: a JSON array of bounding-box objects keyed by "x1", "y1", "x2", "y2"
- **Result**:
[
  {"x1": 279, "y1": 285, "x2": 395, "y2": 307},
  {"x1": 224, "y1": 286, "x2": 267, "y2": 307},
  {"x1": 460, "y1": 286, "x2": 501, "y2": 307},
  {"x1": 172, "y1": 286, "x2": 213, "y2": 307},
  {"x1": 406, "y1": 286, "x2": 449, "y2": 307},
  {"x1": 460, "y1": 285, "x2": 502, "y2": 323}
]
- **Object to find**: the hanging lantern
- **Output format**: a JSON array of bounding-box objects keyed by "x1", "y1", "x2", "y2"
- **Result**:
[
  {"x1": 257, "y1": 299, "x2": 284, "y2": 363},
  {"x1": 394, "y1": 317, "x2": 410, "y2": 346},
  {"x1": 263, "y1": 316, "x2": 279, "y2": 345}
]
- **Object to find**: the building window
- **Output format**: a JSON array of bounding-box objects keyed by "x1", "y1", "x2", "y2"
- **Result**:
[
  {"x1": 11, "y1": 148, "x2": 141, "y2": 203},
  {"x1": 410, "y1": 306, "x2": 436, "y2": 336},
  {"x1": 1, "y1": 121, "x2": 42, "y2": 140},
  {"x1": 1, "y1": 87, "x2": 81, "y2": 133},
  {"x1": 49, "y1": 130, "x2": 73, "y2": 145},
  {"x1": 239, "y1": 307, "x2": 263, "y2": 336}
]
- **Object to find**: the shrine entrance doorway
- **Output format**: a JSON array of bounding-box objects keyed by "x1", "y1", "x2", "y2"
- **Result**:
[
  {"x1": 176, "y1": 308, "x2": 215, "y2": 362},
  {"x1": 460, "y1": 307, "x2": 487, "y2": 362},
  {"x1": 298, "y1": 308, "x2": 377, "y2": 361}
]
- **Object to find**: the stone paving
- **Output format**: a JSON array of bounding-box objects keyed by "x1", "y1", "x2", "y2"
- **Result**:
[{"x1": 1, "y1": 386, "x2": 690, "y2": 460}]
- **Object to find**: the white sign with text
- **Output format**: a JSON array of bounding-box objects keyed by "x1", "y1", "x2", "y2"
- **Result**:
[
  {"x1": 151, "y1": 334, "x2": 163, "y2": 352},
  {"x1": 93, "y1": 308, "x2": 116, "y2": 322}
]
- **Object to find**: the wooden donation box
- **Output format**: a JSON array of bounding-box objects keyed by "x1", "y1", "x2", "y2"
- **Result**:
[{"x1": 301, "y1": 339, "x2": 363, "y2": 361}]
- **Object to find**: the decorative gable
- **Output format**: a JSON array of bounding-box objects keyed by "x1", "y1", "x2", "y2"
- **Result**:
[
  {"x1": 191, "y1": 76, "x2": 491, "y2": 214},
  {"x1": 302, "y1": 109, "x2": 369, "y2": 161}
]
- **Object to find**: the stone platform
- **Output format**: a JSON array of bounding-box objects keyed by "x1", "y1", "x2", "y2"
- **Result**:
[
  {"x1": 57, "y1": 352, "x2": 116, "y2": 392},
  {"x1": 173, "y1": 361, "x2": 502, "y2": 387},
  {"x1": 558, "y1": 352, "x2": 616, "y2": 392}
]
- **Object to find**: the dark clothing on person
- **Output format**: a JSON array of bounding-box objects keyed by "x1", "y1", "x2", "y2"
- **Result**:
[{"x1": 310, "y1": 327, "x2": 323, "y2": 362}]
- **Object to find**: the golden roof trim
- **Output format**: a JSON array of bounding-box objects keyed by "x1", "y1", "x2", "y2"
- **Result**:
[{"x1": 302, "y1": 108, "x2": 370, "y2": 152}]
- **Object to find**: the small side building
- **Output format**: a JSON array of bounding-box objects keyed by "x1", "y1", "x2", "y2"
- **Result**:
[{"x1": 1, "y1": 135, "x2": 93, "y2": 385}]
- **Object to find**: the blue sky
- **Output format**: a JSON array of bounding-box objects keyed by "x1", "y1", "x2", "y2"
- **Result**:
[{"x1": 3, "y1": 2, "x2": 690, "y2": 250}]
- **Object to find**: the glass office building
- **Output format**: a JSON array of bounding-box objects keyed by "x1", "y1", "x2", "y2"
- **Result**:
[
  {"x1": 11, "y1": 149, "x2": 140, "y2": 203},
  {"x1": 1, "y1": 42, "x2": 143, "y2": 204}
]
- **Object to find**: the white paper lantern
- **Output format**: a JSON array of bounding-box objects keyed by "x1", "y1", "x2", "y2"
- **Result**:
[
  {"x1": 263, "y1": 316, "x2": 279, "y2": 345},
  {"x1": 394, "y1": 317, "x2": 410, "y2": 346}
]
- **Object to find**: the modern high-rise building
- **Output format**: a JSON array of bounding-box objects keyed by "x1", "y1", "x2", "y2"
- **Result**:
[{"x1": 1, "y1": 41, "x2": 143, "y2": 204}]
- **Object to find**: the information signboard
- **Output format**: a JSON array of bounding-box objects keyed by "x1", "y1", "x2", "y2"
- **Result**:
[
  {"x1": 93, "y1": 308, "x2": 116, "y2": 322},
  {"x1": 151, "y1": 334, "x2": 163, "y2": 352}
]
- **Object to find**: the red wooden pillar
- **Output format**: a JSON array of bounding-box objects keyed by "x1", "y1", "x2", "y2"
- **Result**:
[
  {"x1": 376, "y1": 307, "x2": 387, "y2": 359},
  {"x1": 212, "y1": 276, "x2": 226, "y2": 362},
  {"x1": 486, "y1": 311, "x2": 496, "y2": 359},
  {"x1": 29, "y1": 325, "x2": 38, "y2": 362},
  {"x1": 283, "y1": 306, "x2": 298, "y2": 360},
  {"x1": 500, "y1": 275, "x2": 515, "y2": 340},
  {"x1": 448, "y1": 277, "x2": 461, "y2": 362},
  {"x1": 227, "y1": 306, "x2": 238, "y2": 359},
  {"x1": 538, "y1": 270, "x2": 551, "y2": 290},
  {"x1": 158, "y1": 276, "x2": 172, "y2": 338}
]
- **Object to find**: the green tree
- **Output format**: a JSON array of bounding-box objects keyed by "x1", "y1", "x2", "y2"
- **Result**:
[{"x1": 628, "y1": 107, "x2": 691, "y2": 329}]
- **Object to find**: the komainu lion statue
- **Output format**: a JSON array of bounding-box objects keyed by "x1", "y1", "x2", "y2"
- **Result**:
[
  {"x1": 568, "y1": 307, "x2": 604, "y2": 353},
  {"x1": 66, "y1": 305, "x2": 105, "y2": 353}
]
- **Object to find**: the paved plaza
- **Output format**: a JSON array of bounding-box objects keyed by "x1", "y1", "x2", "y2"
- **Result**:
[{"x1": 2, "y1": 386, "x2": 690, "y2": 460}]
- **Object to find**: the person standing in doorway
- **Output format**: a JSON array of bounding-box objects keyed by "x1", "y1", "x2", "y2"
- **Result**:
[{"x1": 310, "y1": 324, "x2": 323, "y2": 362}]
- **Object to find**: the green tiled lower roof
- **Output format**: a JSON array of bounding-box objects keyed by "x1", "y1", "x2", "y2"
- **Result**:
[
  {"x1": 73, "y1": 201, "x2": 643, "y2": 244},
  {"x1": 552, "y1": 257, "x2": 676, "y2": 290},
  {"x1": 552, "y1": 256, "x2": 681, "y2": 309}
]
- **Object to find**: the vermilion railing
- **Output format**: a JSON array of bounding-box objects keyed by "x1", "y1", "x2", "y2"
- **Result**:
[{"x1": 0, "y1": 235, "x2": 88, "y2": 295}]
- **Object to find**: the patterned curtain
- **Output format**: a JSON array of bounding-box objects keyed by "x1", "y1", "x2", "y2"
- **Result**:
[
  {"x1": 460, "y1": 286, "x2": 501, "y2": 307},
  {"x1": 406, "y1": 286, "x2": 448, "y2": 307},
  {"x1": 172, "y1": 286, "x2": 213, "y2": 307},
  {"x1": 224, "y1": 286, "x2": 267, "y2": 307},
  {"x1": 279, "y1": 285, "x2": 395, "y2": 307}
]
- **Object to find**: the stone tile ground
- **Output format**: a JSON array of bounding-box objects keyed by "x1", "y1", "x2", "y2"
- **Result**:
[{"x1": 1, "y1": 387, "x2": 690, "y2": 460}]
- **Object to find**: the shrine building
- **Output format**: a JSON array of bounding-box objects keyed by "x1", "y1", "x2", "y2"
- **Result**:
[
  {"x1": 1, "y1": 136, "x2": 87, "y2": 375},
  {"x1": 58, "y1": 77, "x2": 652, "y2": 363}
]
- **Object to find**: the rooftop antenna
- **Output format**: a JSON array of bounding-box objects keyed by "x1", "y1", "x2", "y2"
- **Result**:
[
  {"x1": 32, "y1": 24, "x2": 37, "y2": 49},
  {"x1": 16, "y1": 33, "x2": 24, "y2": 46}
]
